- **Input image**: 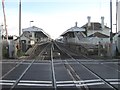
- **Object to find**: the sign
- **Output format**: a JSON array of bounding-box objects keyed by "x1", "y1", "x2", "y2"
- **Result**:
[{"x1": 30, "y1": 40, "x2": 35, "y2": 45}]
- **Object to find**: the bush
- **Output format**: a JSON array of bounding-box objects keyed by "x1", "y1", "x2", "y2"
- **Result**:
[
  {"x1": 2, "y1": 46, "x2": 9, "y2": 59},
  {"x1": 17, "y1": 50, "x2": 25, "y2": 57}
]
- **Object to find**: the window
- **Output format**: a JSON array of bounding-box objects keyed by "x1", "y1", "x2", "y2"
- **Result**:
[
  {"x1": 29, "y1": 34, "x2": 32, "y2": 37},
  {"x1": 68, "y1": 33, "x2": 75, "y2": 38},
  {"x1": 28, "y1": 41, "x2": 30, "y2": 43}
]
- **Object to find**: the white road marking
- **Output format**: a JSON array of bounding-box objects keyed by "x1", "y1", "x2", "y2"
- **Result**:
[
  {"x1": 57, "y1": 84, "x2": 75, "y2": 87},
  {"x1": 20, "y1": 80, "x2": 52, "y2": 83},
  {"x1": 0, "y1": 80, "x2": 16, "y2": 82},
  {"x1": 110, "y1": 82, "x2": 120, "y2": 84},
  {"x1": 57, "y1": 82, "x2": 104, "y2": 87},
  {"x1": 105, "y1": 79, "x2": 120, "y2": 81},
  {"x1": 76, "y1": 82, "x2": 105, "y2": 87},
  {"x1": 56, "y1": 79, "x2": 101, "y2": 84},
  {"x1": 57, "y1": 81, "x2": 74, "y2": 83},
  {"x1": 18, "y1": 83, "x2": 52, "y2": 86},
  {"x1": 0, "y1": 83, "x2": 13, "y2": 85},
  {"x1": 80, "y1": 79, "x2": 102, "y2": 83},
  {"x1": 1, "y1": 79, "x2": 120, "y2": 87}
]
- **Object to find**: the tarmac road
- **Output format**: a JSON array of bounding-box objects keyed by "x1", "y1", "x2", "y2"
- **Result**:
[{"x1": 1, "y1": 59, "x2": 119, "y2": 90}]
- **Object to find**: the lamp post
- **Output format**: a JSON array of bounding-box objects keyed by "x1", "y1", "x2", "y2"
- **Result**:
[
  {"x1": 110, "y1": 0, "x2": 114, "y2": 58},
  {"x1": 30, "y1": 21, "x2": 34, "y2": 27}
]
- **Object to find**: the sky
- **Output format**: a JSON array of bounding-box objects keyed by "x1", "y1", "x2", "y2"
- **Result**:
[{"x1": 0, "y1": 0, "x2": 119, "y2": 39}]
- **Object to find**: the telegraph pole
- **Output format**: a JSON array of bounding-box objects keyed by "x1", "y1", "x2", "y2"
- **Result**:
[
  {"x1": 116, "y1": 0, "x2": 118, "y2": 33},
  {"x1": 19, "y1": 0, "x2": 21, "y2": 37},
  {"x1": 19, "y1": 0, "x2": 21, "y2": 51},
  {"x1": 110, "y1": 0, "x2": 113, "y2": 43}
]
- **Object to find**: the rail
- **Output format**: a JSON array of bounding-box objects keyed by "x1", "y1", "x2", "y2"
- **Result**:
[
  {"x1": 54, "y1": 41, "x2": 118, "y2": 90},
  {"x1": 54, "y1": 41, "x2": 89, "y2": 90},
  {"x1": 51, "y1": 43, "x2": 57, "y2": 90},
  {"x1": 9, "y1": 43, "x2": 50, "y2": 90}
]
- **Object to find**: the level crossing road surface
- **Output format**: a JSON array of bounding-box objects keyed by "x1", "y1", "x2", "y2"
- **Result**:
[
  {"x1": 1, "y1": 41, "x2": 120, "y2": 90},
  {"x1": 1, "y1": 59, "x2": 120, "y2": 90}
]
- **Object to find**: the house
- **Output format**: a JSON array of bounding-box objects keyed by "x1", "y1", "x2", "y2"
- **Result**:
[
  {"x1": 82, "y1": 22, "x2": 110, "y2": 37},
  {"x1": 81, "y1": 16, "x2": 111, "y2": 45},
  {"x1": 61, "y1": 22, "x2": 86, "y2": 44},
  {"x1": 82, "y1": 16, "x2": 110, "y2": 36},
  {"x1": 88, "y1": 32, "x2": 110, "y2": 45},
  {"x1": 60, "y1": 19, "x2": 111, "y2": 56}
]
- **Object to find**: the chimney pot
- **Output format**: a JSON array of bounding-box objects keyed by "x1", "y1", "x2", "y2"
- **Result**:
[
  {"x1": 75, "y1": 22, "x2": 78, "y2": 27},
  {"x1": 87, "y1": 16, "x2": 91, "y2": 26},
  {"x1": 101, "y1": 16, "x2": 105, "y2": 29}
]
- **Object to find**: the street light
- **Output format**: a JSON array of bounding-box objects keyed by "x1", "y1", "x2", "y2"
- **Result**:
[{"x1": 30, "y1": 21, "x2": 34, "y2": 27}]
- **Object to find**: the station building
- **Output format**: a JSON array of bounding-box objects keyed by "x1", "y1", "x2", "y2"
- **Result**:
[
  {"x1": 61, "y1": 22, "x2": 86, "y2": 44},
  {"x1": 15, "y1": 26, "x2": 51, "y2": 52}
]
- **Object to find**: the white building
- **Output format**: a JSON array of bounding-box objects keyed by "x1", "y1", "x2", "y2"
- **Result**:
[
  {"x1": 61, "y1": 21, "x2": 110, "y2": 45},
  {"x1": 79, "y1": 22, "x2": 110, "y2": 45},
  {"x1": 81, "y1": 16, "x2": 111, "y2": 45}
]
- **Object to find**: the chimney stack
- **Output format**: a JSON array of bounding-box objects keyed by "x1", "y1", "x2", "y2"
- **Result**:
[
  {"x1": 101, "y1": 16, "x2": 105, "y2": 29},
  {"x1": 87, "y1": 16, "x2": 91, "y2": 27},
  {"x1": 75, "y1": 22, "x2": 78, "y2": 27}
]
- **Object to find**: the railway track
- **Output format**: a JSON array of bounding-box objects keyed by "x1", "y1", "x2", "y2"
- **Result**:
[
  {"x1": 2, "y1": 42, "x2": 51, "y2": 90},
  {"x1": 1, "y1": 40, "x2": 119, "y2": 90},
  {"x1": 53, "y1": 41, "x2": 119, "y2": 90}
]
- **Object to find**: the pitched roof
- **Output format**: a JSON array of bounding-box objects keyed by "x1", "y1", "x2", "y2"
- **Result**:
[
  {"x1": 88, "y1": 32, "x2": 109, "y2": 38},
  {"x1": 22, "y1": 26, "x2": 43, "y2": 32},
  {"x1": 22, "y1": 26, "x2": 50, "y2": 38},
  {"x1": 112, "y1": 33, "x2": 117, "y2": 37},
  {"x1": 61, "y1": 22, "x2": 85, "y2": 36},
  {"x1": 81, "y1": 22, "x2": 110, "y2": 30}
]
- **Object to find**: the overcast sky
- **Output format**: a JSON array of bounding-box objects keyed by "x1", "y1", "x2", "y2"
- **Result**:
[{"x1": 0, "y1": 0, "x2": 119, "y2": 39}]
